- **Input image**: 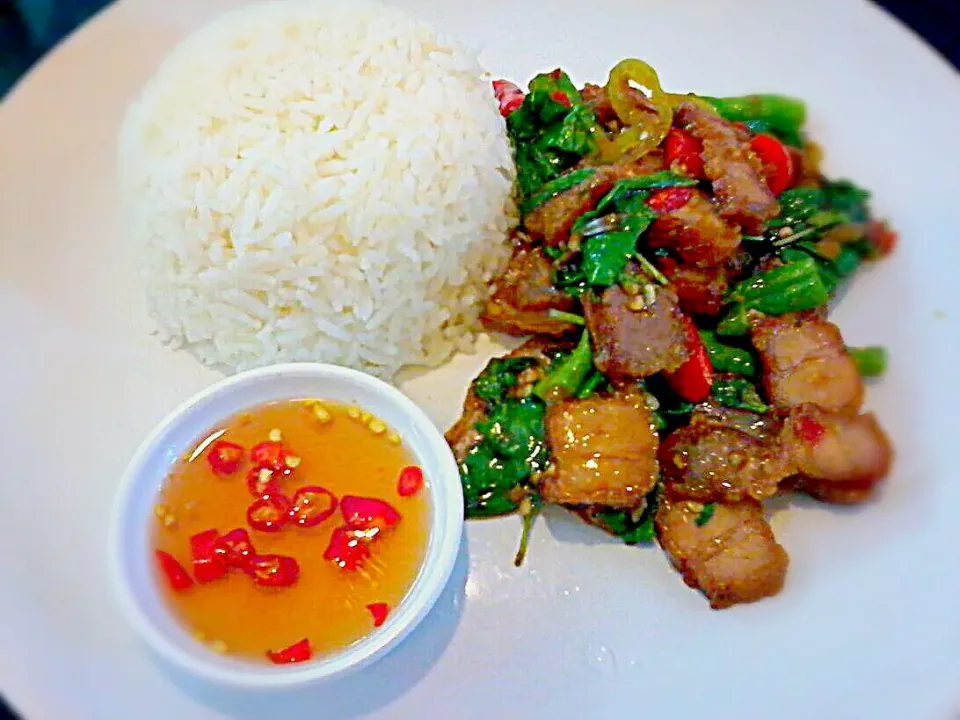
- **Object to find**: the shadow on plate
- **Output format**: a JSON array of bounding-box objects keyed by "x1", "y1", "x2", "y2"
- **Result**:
[
  {"x1": 154, "y1": 536, "x2": 470, "y2": 720},
  {"x1": 540, "y1": 505, "x2": 622, "y2": 547}
]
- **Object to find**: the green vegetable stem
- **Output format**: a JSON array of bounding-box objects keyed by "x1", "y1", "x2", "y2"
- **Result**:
[
  {"x1": 848, "y1": 345, "x2": 888, "y2": 378},
  {"x1": 700, "y1": 93, "x2": 806, "y2": 146},
  {"x1": 533, "y1": 330, "x2": 593, "y2": 400},
  {"x1": 711, "y1": 377, "x2": 768, "y2": 414},
  {"x1": 718, "y1": 255, "x2": 829, "y2": 336},
  {"x1": 699, "y1": 330, "x2": 757, "y2": 376}
]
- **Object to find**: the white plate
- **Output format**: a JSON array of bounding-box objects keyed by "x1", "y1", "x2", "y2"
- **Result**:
[{"x1": 2, "y1": 1, "x2": 959, "y2": 718}]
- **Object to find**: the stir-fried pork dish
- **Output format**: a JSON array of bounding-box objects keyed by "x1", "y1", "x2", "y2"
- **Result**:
[{"x1": 448, "y1": 60, "x2": 894, "y2": 608}]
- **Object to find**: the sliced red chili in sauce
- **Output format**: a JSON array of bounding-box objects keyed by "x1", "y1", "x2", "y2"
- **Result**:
[
  {"x1": 250, "y1": 441, "x2": 291, "y2": 473},
  {"x1": 246, "y1": 466, "x2": 281, "y2": 499},
  {"x1": 323, "y1": 526, "x2": 371, "y2": 571},
  {"x1": 246, "y1": 494, "x2": 292, "y2": 533},
  {"x1": 340, "y1": 495, "x2": 402, "y2": 534},
  {"x1": 266, "y1": 638, "x2": 312, "y2": 664},
  {"x1": 206, "y1": 440, "x2": 244, "y2": 476},
  {"x1": 396, "y1": 466, "x2": 424, "y2": 498},
  {"x1": 247, "y1": 554, "x2": 300, "y2": 587},
  {"x1": 155, "y1": 550, "x2": 194, "y2": 592},
  {"x1": 189, "y1": 529, "x2": 227, "y2": 583},
  {"x1": 366, "y1": 603, "x2": 390, "y2": 628},
  {"x1": 215, "y1": 528, "x2": 256, "y2": 570},
  {"x1": 288, "y1": 486, "x2": 338, "y2": 528}
]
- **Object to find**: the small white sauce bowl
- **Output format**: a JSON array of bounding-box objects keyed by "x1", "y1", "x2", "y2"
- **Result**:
[{"x1": 109, "y1": 363, "x2": 463, "y2": 689}]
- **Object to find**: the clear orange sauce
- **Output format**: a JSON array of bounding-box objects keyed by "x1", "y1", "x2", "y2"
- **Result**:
[{"x1": 151, "y1": 399, "x2": 430, "y2": 663}]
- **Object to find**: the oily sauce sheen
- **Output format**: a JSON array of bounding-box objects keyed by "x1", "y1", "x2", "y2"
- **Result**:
[{"x1": 152, "y1": 399, "x2": 429, "y2": 662}]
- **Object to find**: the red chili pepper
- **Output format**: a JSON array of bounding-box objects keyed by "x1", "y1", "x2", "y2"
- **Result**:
[
  {"x1": 663, "y1": 128, "x2": 705, "y2": 179},
  {"x1": 340, "y1": 496, "x2": 402, "y2": 534},
  {"x1": 246, "y1": 466, "x2": 281, "y2": 499},
  {"x1": 750, "y1": 133, "x2": 795, "y2": 195},
  {"x1": 246, "y1": 494, "x2": 292, "y2": 533},
  {"x1": 288, "y1": 486, "x2": 338, "y2": 528},
  {"x1": 665, "y1": 316, "x2": 714, "y2": 403},
  {"x1": 366, "y1": 603, "x2": 390, "y2": 628},
  {"x1": 323, "y1": 526, "x2": 371, "y2": 571},
  {"x1": 215, "y1": 528, "x2": 256, "y2": 570},
  {"x1": 551, "y1": 91, "x2": 572, "y2": 108},
  {"x1": 250, "y1": 441, "x2": 290, "y2": 473},
  {"x1": 247, "y1": 554, "x2": 300, "y2": 587},
  {"x1": 549, "y1": 68, "x2": 563, "y2": 80},
  {"x1": 189, "y1": 529, "x2": 227, "y2": 583},
  {"x1": 794, "y1": 415, "x2": 826, "y2": 445},
  {"x1": 267, "y1": 638, "x2": 312, "y2": 665},
  {"x1": 492, "y1": 79, "x2": 524, "y2": 117},
  {"x1": 647, "y1": 187, "x2": 695, "y2": 214},
  {"x1": 397, "y1": 466, "x2": 424, "y2": 497},
  {"x1": 155, "y1": 550, "x2": 194, "y2": 592},
  {"x1": 866, "y1": 219, "x2": 898, "y2": 258},
  {"x1": 206, "y1": 440, "x2": 244, "y2": 476}
]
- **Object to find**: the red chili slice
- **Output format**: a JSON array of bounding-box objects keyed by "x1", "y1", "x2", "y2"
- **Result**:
[
  {"x1": 247, "y1": 554, "x2": 300, "y2": 587},
  {"x1": 366, "y1": 603, "x2": 390, "y2": 628},
  {"x1": 750, "y1": 133, "x2": 795, "y2": 196},
  {"x1": 664, "y1": 315, "x2": 714, "y2": 403},
  {"x1": 215, "y1": 528, "x2": 256, "y2": 570},
  {"x1": 866, "y1": 219, "x2": 898, "y2": 258},
  {"x1": 397, "y1": 466, "x2": 424, "y2": 497},
  {"x1": 189, "y1": 529, "x2": 227, "y2": 583},
  {"x1": 288, "y1": 486, "x2": 338, "y2": 529},
  {"x1": 551, "y1": 91, "x2": 572, "y2": 108},
  {"x1": 340, "y1": 496, "x2": 402, "y2": 534},
  {"x1": 206, "y1": 440, "x2": 244, "y2": 476},
  {"x1": 323, "y1": 526, "x2": 371, "y2": 571},
  {"x1": 246, "y1": 494, "x2": 292, "y2": 533},
  {"x1": 267, "y1": 638, "x2": 312, "y2": 664},
  {"x1": 663, "y1": 128, "x2": 705, "y2": 179},
  {"x1": 250, "y1": 441, "x2": 290, "y2": 472},
  {"x1": 155, "y1": 550, "x2": 194, "y2": 592},
  {"x1": 647, "y1": 187, "x2": 695, "y2": 214},
  {"x1": 492, "y1": 79, "x2": 524, "y2": 117},
  {"x1": 794, "y1": 415, "x2": 826, "y2": 445},
  {"x1": 246, "y1": 466, "x2": 281, "y2": 499}
]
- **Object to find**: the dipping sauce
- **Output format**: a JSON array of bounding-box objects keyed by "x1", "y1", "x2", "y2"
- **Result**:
[{"x1": 151, "y1": 399, "x2": 430, "y2": 664}]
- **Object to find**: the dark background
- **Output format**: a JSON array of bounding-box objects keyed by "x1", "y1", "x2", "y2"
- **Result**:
[
  {"x1": 0, "y1": 0, "x2": 958, "y2": 98},
  {"x1": 0, "y1": 0, "x2": 956, "y2": 718}
]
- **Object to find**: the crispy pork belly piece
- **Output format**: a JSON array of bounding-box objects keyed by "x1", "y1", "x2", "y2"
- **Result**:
[{"x1": 656, "y1": 497, "x2": 788, "y2": 609}]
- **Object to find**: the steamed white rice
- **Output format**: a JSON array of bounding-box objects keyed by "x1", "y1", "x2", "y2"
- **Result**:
[{"x1": 119, "y1": 0, "x2": 515, "y2": 378}]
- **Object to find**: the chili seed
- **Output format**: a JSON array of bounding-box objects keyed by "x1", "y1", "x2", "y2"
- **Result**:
[
  {"x1": 209, "y1": 640, "x2": 228, "y2": 654},
  {"x1": 163, "y1": 514, "x2": 177, "y2": 528},
  {"x1": 360, "y1": 411, "x2": 372, "y2": 424},
  {"x1": 368, "y1": 419, "x2": 386, "y2": 435},
  {"x1": 268, "y1": 428, "x2": 283, "y2": 442},
  {"x1": 347, "y1": 407, "x2": 361, "y2": 420},
  {"x1": 643, "y1": 284, "x2": 657, "y2": 307},
  {"x1": 285, "y1": 455, "x2": 302, "y2": 469},
  {"x1": 387, "y1": 432, "x2": 401, "y2": 445},
  {"x1": 313, "y1": 404, "x2": 331, "y2": 423},
  {"x1": 193, "y1": 630, "x2": 207, "y2": 642},
  {"x1": 628, "y1": 295, "x2": 647, "y2": 312},
  {"x1": 154, "y1": 504, "x2": 169, "y2": 519}
]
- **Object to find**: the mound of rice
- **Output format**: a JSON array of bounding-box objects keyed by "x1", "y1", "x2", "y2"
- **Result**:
[{"x1": 119, "y1": 0, "x2": 515, "y2": 378}]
